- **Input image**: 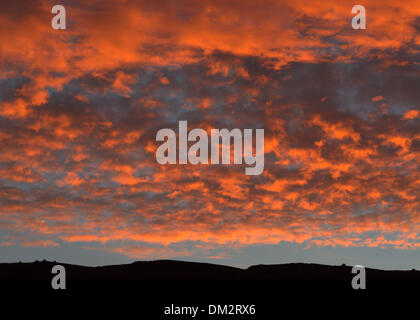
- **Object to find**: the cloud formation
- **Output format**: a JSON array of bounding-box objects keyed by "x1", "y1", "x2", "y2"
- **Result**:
[{"x1": 0, "y1": 0, "x2": 419, "y2": 260}]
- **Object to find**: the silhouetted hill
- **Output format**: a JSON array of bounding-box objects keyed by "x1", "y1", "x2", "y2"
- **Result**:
[
  {"x1": 1, "y1": 260, "x2": 419, "y2": 281},
  {"x1": 2, "y1": 260, "x2": 418, "y2": 318},
  {"x1": 245, "y1": 263, "x2": 420, "y2": 281}
]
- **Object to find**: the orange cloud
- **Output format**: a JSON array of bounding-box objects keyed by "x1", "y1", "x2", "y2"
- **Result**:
[{"x1": 0, "y1": 0, "x2": 419, "y2": 261}]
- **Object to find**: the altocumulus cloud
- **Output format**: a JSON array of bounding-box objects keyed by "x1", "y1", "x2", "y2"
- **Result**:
[{"x1": 0, "y1": 0, "x2": 419, "y2": 262}]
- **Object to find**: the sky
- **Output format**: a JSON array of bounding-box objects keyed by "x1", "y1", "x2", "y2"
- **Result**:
[{"x1": 0, "y1": 0, "x2": 419, "y2": 270}]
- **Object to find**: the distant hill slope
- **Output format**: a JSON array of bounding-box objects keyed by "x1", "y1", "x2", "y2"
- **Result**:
[{"x1": 1, "y1": 260, "x2": 419, "y2": 281}]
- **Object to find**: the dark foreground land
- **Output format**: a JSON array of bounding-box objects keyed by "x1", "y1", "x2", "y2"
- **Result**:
[
  {"x1": 1, "y1": 260, "x2": 418, "y2": 318},
  {"x1": 1, "y1": 259, "x2": 420, "y2": 281}
]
